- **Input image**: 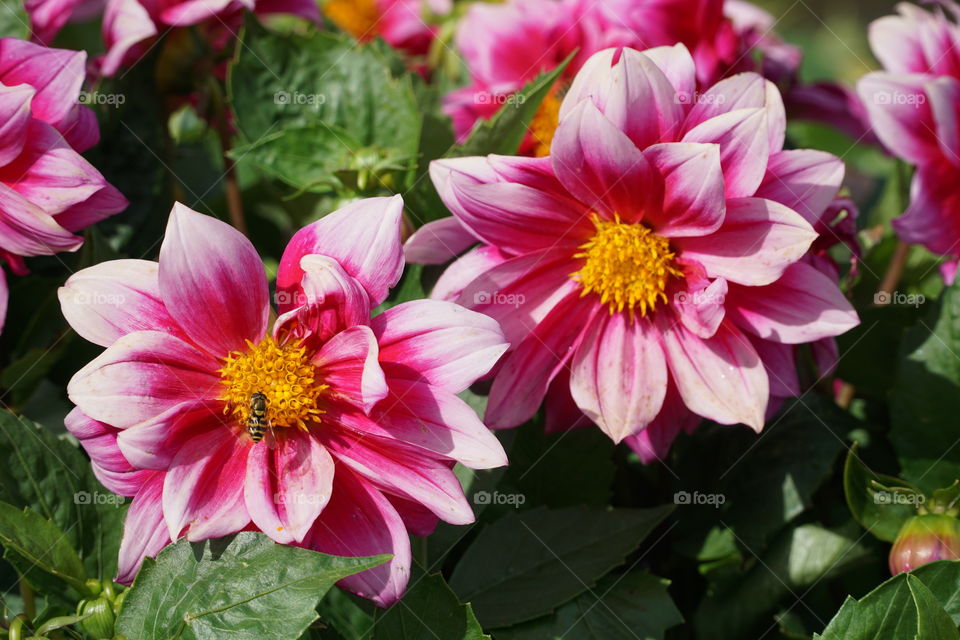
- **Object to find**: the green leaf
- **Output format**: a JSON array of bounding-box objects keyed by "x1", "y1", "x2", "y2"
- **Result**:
[
  {"x1": 891, "y1": 280, "x2": 960, "y2": 493},
  {"x1": 0, "y1": 411, "x2": 126, "y2": 582},
  {"x1": 403, "y1": 55, "x2": 571, "y2": 225},
  {"x1": 449, "y1": 505, "x2": 673, "y2": 628},
  {"x1": 116, "y1": 532, "x2": 388, "y2": 640},
  {"x1": 494, "y1": 571, "x2": 682, "y2": 640},
  {"x1": 373, "y1": 572, "x2": 487, "y2": 640},
  {"x1": 0, "y1": 0, "x2": 29, "y2": 39},
  {"x1": 0, "y1": 502, "x2": 88, "y2": 595},
  {"x1": 229, "y1": 19, "x2": 420, "y2": 193},
  {"x1": 316, "y1": 588, "x2": 374, "y2": 640},
  {"x1": 844, "y1": 444, "x2": 919, "y2": 542},
  {"x1": 816, "y1": 562, "x2": 960, "y2": 639}
]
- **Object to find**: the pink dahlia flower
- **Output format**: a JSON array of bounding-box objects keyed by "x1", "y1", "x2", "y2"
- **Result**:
[
  {"x1": 323, "y1": 0, "x2": 450, "y2": 58},
  {"x1": 0, "y1": 38, "x2": 126, "y2": 332},
  {"x1": 858, "y1": 1, "x2": 960, "y2": 258},
  {"x1": 27, "y1": 0, "x2": 320, "y2": 76},
  {"x1": 412, "y1": 45, "x2": 859, "y2": 459},
  {"x1": 444, "y1": 0, "x2": 799, "y2": 150},
  {"x1": 59, "y1": 197, "x2": 508, "y2": 605}
]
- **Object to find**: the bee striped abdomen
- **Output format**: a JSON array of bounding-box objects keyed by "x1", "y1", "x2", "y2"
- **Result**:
[{"x1": 247, "y1": 392, "x2": 270, "y2": 443}]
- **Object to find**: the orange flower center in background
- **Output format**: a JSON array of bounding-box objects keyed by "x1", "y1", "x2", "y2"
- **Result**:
[
  {"x1": 323, "y1": 0, "x2": 381, "y2": 40},
  {"x1": 529, "y1": 89, "x2": 563, "y2": 157},
  {"x1": 219, "y1": 336, "x2": 328, "y2": 431},
  {"x1": 572, "y1": 215, "x2": 682, "y2": 318}
]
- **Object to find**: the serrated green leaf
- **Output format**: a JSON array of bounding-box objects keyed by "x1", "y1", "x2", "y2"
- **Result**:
[
  {"x1": 116, "y1": 532, "x2": 388, "y2": 640},
  {"x1": 449, "y1": 505, "x2": 673, "y2": 628},
  {"x1": 0, "y1": 411, "x2": 126, "y2": 583},
  {"x1": 909, "y1": 575, "x2": 960, "y2": 640},
  {"x1": 0, "y1": 502, "x2": 88, "y2": 595},
  {"x1": 494, "y1": 571, "x2": 682, "y2": 640}
]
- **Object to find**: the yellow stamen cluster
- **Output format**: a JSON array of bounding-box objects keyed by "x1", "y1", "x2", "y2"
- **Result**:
[
  {"x1": 323, "y1": 0, "x2": 381, "y2": 40},
  {"x1": 219, "y1": 336, "x2": 328, "y2": 431},
  {"x1": 572, "y1": 215, "x2": 682, "y2": 318},
  {"x1": 529, "y1": 91, "x2": 562, "y2": 157}
]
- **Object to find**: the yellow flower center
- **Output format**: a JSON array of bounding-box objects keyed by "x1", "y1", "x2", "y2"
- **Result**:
[
  {"x1": 529, "y1": 90, "x2": 562, "y2": 157},
  {"x1": 324, "y1": 0, "x2": 381, "y2": 40},
  {"x1": 219, "y1": 336, "x2": 328, "y2": 432},
  {"x1": 572, "y1": 215, "x2": 682, "y2": 318}
]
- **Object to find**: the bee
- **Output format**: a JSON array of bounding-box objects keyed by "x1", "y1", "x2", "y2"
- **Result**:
[{"x1": 247, "y1": 392, "x2": 270, "y2": 443}]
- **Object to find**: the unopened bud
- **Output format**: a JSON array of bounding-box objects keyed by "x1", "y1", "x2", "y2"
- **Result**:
[{"x1": 889, "y1": 514, "x2": 960, "y2": 574}]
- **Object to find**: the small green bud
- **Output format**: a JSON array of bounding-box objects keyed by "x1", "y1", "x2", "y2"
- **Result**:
[
  {"x1": 889, "y1": 513, "x2": 960, "y2": 574},
  {"x1": 78, "y1": 596, "x2": 116, "y2": 639}
]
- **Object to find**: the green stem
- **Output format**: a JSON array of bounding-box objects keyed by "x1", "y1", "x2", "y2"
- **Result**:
[{"x1": 18, "y1": 582, "x2": 33, "y2": 623}]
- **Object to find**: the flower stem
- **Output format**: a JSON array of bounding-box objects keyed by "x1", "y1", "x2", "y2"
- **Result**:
[
  {"x1": 18, "y1": 580, "x2": 33, "y2": 622},
  {"x1": 877, "y1": 240, "x2": 911, "y2": 300}
]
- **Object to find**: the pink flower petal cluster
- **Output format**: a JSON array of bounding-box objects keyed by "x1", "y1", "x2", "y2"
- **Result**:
[
  {"x1": 324, "y1": 0, "x2": 450, "y2": 58},
  {"x1": 858, "y1": 1, "x2": 960, "y2": 260},
  {"x1": 0, "y1": 38, "x2": 127, "y2": 332},
  {"x1": 59, "y1": 197, "x2": 508, "y2": 605},
  {"x1": 444, "y1": 0, "x2": 799, "y2": 146},
  {"x1": 411, "y1": 45, "x2": 859, "y2": 460},
  {"x1": 26, "y1": 0, "x2": 320, "y2": 75}
]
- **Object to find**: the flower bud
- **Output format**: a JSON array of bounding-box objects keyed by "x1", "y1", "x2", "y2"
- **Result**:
[
  {"x1": 889, "y1": 514, "x2": 960, "y2": 574},
  {"x1": 78, "y1": 596, "x2": 117, "y2": 639}
]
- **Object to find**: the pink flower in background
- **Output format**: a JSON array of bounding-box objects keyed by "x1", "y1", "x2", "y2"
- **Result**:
[
  {"x1": 444, "y1": 0, "x2": 799, "y2": 151},
  {"x1": 0, "y1": 38, "x2": 127, "y2": 333},
  {"x1": 859, "y1": 1, "x2": 960, "y2": 258},
  {"x1": 413, "y1": 45, "x2": 858, "y2": 461},
  {"x1": 26, "y1": 0, "x2": 320, "y2": 75},
  {"x1": 59, "y1": 198, "x2": 507, "y2": 605},
  {"x1": 324, "y1": 0, "x2": 450, "y2": 58}
]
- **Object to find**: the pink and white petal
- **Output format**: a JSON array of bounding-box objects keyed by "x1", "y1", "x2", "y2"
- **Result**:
[
  {"x1": 334, "y1": 380, "x2": 507, "y2": 469},
  {"x1": 116, "y1": 401, "x2": 224, "y2": 470},
  {"x1": 274, "y1": 254, "x2": 372, "y2": 346},
  {"x1": 857, "y1": 73, "x2": 940, "y2": 165},
  {"x1": 387, "y1": 495, "x2": 439, "y2": 537},
  {"x1": 642, "y1": 142, "x2": 725, "y2": 237},
  {"x1": 321, "y1": 430, "x2": 474, "y2": 525},
  {"x1": 443, "y1": 176, "x2": 588, "y2": 253},
  {"x1": 726, "y1": 262, "x2": 858, "y2": 343},
  {"x1": 0, "y1": 84, "x2": 35, "y2": 166},
  {"x1": 0, "y1": 269, "x2": 8, "y2": 335},
  {"x1": 683, "y1": 73, "x2": 785, "y2": 153},
  {"x1": 24, "y1": 0, "x2": 83, "y2": 44},
  {"x1": 925, "y1": 76, "x2": 960, "y2": 165},
  {"x1": 59, "y1": 259, "x2": 185, "y2": 348},
  {"x1": 748, "y1": 335, "x2": 800, "y2": 399},
  {"x1": 551, "y1": 100, "x2": 662, "y2": 221},
  {"x1": 675, "y1": 277, "x2": 728, "y2": 339},
  {"x1": 570, "y1": 314, "x2": 667, "y2": 443},
  {"x1": 660, "y1": 318, "x2": 768, "y2": 431},
  {"x1": 892, "y1": 161, "x2": 960, "y2": 256},
  {"x1": 92, "y1": 463, "x2": 156, "y2": 497},
  {"x1": 431, "y1": 245, "x2": 509, "y2": 303},
  {"x1": 371, "y1": 299, "x2": 508, "y2": 393},
  {"x1": 0, "y1": 39, "x2": 84, "y2": 129},
  {"x1": 162, "y1": 427, "x2": 251, "y2": 541},
  {"x1": 868, "y1": 13, "x2": 929, "y2": 74},
  {"x1": 455, "y1": 249, "x2": 581, "y2": 347},
  {"x1": 68, "y1": 330, "x2": 222, "y2": 429},
  {"x1": 303, "y1": 468, "x2": 411, "y2": 607},
  {"x1": 244, "y1": 431, "x2": 334, "y2": 544},
  {"x1": 313, "y1": 325, "x2": 388, "y2": 413},
  {"x1": 403, "y1": 217, "x2": 477, "y2": 265},
  {"x1": 159, "y1": 0, "x2": 236, "y2": 25},
  {"x1": 0, "y1": 182, "x2": 81, "y2": 257},
  {"x1": 755, "y1": 150, "x2": 844, "y2": 225},
  {"x1": 682, "y1": 107, "x2": 769, "y2": 199},
  {"x1": 675, "y1": 197, "x2": 816, "y2": 286},
  {"x1": 65, "y1": 407, "x2": 131, "y2": 473},
  {"x1": 641, "y1": 44, "x2": 697, "y2": 103},
  {"x1": 159, "y1": 203, "x2": 269, "y2": 357},
  {"x1": 485, "y1": 289, "x2": 596, "y2": 429},
  {"x1": 116, "y1": 471, "x2": 170, "y2": 585},
  {"x1": 429, "y1": 156, "x2": 502, "y2": 220},
  {"x1": 623, "y1": 380, "x2": 699, "y2": 464},
  {"x1": 100, "y1": 0, "x2": 157, "y2": 77},
  {"x1": 543, "y1": 368, "x2": 592, "y2": 434},
  {"x1": 559, "y1": 48, "x2": 686, "y2": 148},
  {"x1": 54, "y1": 182, "x2": 128, "y2": 233},
  {"x1": 277, "y1": 195, "x2": 404, "y2": 308}
]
